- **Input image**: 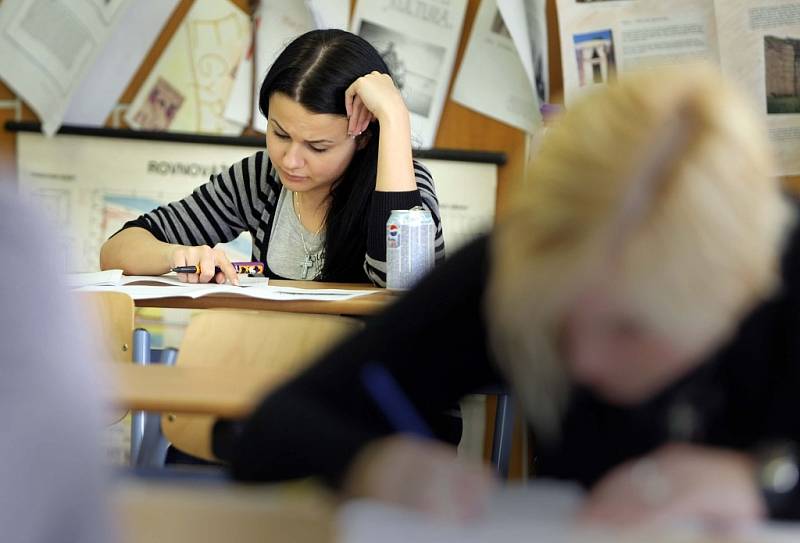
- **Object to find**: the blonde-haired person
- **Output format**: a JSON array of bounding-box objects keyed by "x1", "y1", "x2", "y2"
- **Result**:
[{"x1": 224, "y1": 64, "x2": 800, "y2": 528}]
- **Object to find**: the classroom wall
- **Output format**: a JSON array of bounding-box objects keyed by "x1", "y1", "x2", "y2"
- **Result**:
[{"x1": 0, "y1": 0, "x2": 536, "y2": 213}]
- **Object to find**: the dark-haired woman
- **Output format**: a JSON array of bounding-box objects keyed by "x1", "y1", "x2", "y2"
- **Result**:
[{"x1": 100, "y1": 29, "x2": 444, "y2": 285}]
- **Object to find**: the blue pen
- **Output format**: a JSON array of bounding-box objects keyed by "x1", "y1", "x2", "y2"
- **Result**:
[{"x1": 360, "y1": 363, "x2": 434, "y2": 439}]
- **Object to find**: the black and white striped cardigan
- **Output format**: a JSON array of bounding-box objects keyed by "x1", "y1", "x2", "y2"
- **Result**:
[{"x1": 121, "y1": 151, "x2": 445, "y2": 286}]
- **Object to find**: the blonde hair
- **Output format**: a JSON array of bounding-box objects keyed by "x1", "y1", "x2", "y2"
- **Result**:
[{"x1": 486, "y1": 65, "x2": 792, "y2": 442}]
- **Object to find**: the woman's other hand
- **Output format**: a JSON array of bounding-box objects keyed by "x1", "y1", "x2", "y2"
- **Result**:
[
  {"x1": 581, "y1": 443, "x2": 765, "y2": 531},
  {"x1": 169, "y1": 244, "x2": 239, "y2": 285},
  {"x1": 342, "y1": 435, "x2": 497, "y2": 521},
  {"x1": 344, "y1": 71, "x2": 408, "y2": 136}
]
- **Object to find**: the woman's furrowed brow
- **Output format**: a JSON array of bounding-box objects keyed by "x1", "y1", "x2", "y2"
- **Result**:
[{"x1": 271, "y1": 118, "x2": 337, "y2": 144}]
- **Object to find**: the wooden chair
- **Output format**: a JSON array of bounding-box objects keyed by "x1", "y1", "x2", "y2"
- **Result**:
[{"x1": 161, "y1": 309, "x2": 364, "y2": 461}]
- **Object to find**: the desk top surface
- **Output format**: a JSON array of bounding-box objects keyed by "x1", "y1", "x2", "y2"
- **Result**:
[
  {"x1": 110, "y1": 364, "x2": 285, "y2": 418},
  {"x1": 134, "y1": 279, "x2": 396, "y2": 316}
]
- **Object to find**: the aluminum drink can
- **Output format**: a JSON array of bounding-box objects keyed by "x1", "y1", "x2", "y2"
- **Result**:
[{"x1": 386, "y1": 207, "x2": 435, "y2": 290}]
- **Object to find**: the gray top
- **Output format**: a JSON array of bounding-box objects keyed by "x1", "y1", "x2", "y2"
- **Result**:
[{"x1": 267, "y1": 188, "x2": 325, "y2": 280}]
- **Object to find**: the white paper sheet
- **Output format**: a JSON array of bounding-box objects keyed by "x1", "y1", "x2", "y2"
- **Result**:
[
  {"x1": 452, "y1": 0, "x2": 541, "y2": 134},
  {"x1": 65, "y1": 269, "x2": 124, "y2": 288},
  {"x1": 0, "y1": 0, "x2": 132, "y2": 135},
  {"x1": 339, "y1": 482, "x2": 586, "y2": 543},
  {"x1": 351, "y1": 0, "x2": 469, "y2": 147},
  {"x1": 75, "y1": 283, "x2": 377, "y2": 302},
  {"x1": 118, "y1": 275, "x2": 268, "y2": 288},
  {"x1": 251, "y1": 0, "x2": 315, "y2": 133},
  {"x1": 497, "y1": 0, "x2": 549, "y2": 104},
  {"x1": 306, "y1": 0, "x2": 350, "y2": 30},
  {"x1": 224, "y1": 43, "x2": 254, "y2": 128},
  {"x1": 339, "y1": 480, "x2": 800, "y2": 543},
  {"x1": 62, "y1": 0, "x2": 179, "y2": 127},
  {"x1": 65, "y1": 271, "x2": 260, "y2": 289},
  {"x1": 124, "y1": 0, "x2": 250, "y2": 135}
]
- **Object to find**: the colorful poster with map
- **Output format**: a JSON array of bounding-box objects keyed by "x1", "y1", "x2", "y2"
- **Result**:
[{"x1": 16, "y1": 132, "x2": 257, "y2": 272}]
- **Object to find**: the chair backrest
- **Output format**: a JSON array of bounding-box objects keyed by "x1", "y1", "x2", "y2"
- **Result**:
[
  {"x1": 162, "y1": 309, "x2": 364, "y2": 461},
  {"x1": 75, "y1": 291, "x2": 135, "y2": 427},
  {"x1": 75, "y1": 291, "x2": 135, "y2": 364}
]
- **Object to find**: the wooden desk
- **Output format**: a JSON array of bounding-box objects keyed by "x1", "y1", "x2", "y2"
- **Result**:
[
  {"x1": 134, "y1": 280, "x2": 396, "y2": 316},
  {"x1": 110, "y1": 364, "x2": 288, "y2": 417},
  {"x1": 115, "y1": 477, "x2": 334, "y2": 543}
]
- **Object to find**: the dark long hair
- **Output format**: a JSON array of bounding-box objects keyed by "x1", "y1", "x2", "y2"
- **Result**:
[{"x1": 259, "y1": 29, "x2": 390, "y2": 281}]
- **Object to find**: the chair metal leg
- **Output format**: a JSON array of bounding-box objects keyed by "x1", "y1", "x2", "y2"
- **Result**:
[
  {"x1": 129, "y1": 328, "x2": 151, "y2": 465},
  {"x1": 131, "y1": 329, "x2": 179, "y2": 468},
  {"x1": 491, "y1": 394, "x2": 515, "y2": 479},
  {"x1": 135, "y1": 348, "x2": 178, "y2": 468}
]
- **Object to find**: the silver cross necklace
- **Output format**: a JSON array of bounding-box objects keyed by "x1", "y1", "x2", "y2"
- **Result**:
[{"x1": 293, "y1": 190, "x2": 325, "y2": 279}]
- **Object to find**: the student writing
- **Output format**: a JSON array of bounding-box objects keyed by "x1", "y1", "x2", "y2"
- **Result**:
[{"x1": 225, "y1": 66, "x2": 800, "y2": 527}]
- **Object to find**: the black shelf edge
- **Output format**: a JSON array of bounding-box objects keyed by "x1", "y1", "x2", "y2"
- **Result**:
[{"x1": 4, "y1": 121, "x2": 507, "y2": 166}]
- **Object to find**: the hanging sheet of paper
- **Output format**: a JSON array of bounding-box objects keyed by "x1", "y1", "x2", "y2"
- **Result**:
[
  {"x1": 224, "y1": 37, "x2": 254, "y2": 129},
  {"x1": 305, "y1": 0, "x2": 350, "y2": 30},
  {"x1": 63, "y1": 0, "x2": 179, "y2": 127},
  {"x1": 452, "y1": 0, "x2": 541, "y2": 134},
  {"x1": 124, "y1": 0, "x2": 250, "y2": 136},
  {"x1": 351, "y1": 0, "x2": 469, "y2": 147},
  {"x1": 251, "y1": 0, "x2": 315, "y2": 133},
  {"x1": 497, "y1": 0, "x2": 549, "y2": 104},
  {"x1": 0, "y1": 0, "x2": 132, "y2": 135}
]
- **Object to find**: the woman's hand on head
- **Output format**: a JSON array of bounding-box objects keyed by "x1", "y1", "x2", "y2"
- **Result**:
[
  {"x1": 169, "y1": 244, "x2": 239, "y2": 285},
  {"x1": 342, "y1": 435, "x2": 497, "y2": 521},
  {"x1": 580, "y1": 443, "x2": 765, "y2": 532},
  {"x1": 344, "y1": 71, "x2": 408, "y2": 136}
]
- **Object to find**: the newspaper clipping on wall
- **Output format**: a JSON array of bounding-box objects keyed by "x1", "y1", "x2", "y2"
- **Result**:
[
  {"x1": 556, "y1": 0, "x2": 800, "y2": 176},
  {"x1": 717, "y1": 1, "x2": 800, "y2": 176},
  {"x1": 352, "y1": 0, "x2": 469, "y2": 147}
]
